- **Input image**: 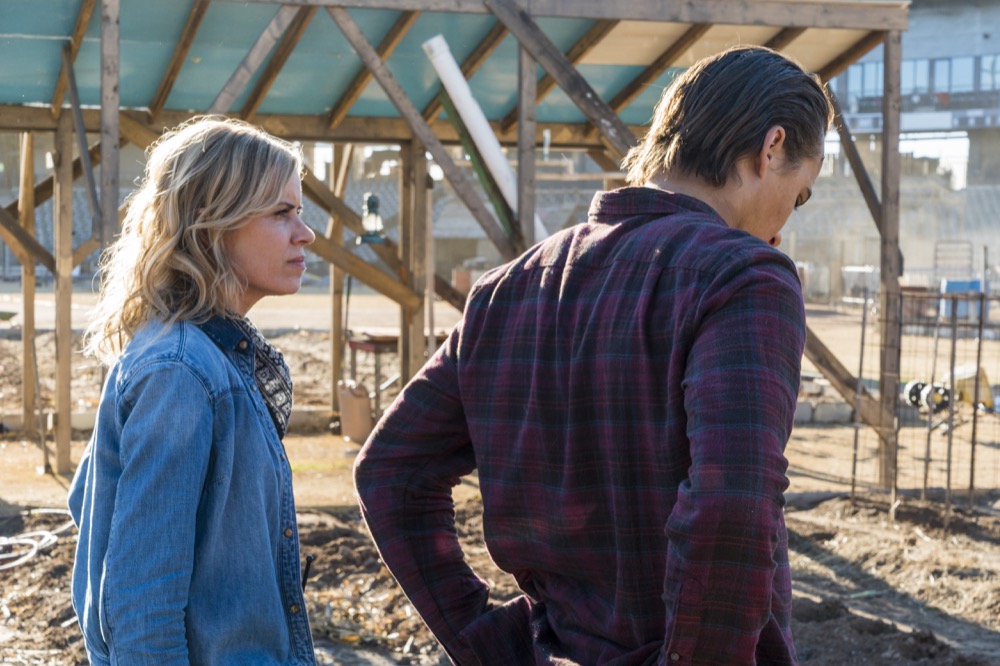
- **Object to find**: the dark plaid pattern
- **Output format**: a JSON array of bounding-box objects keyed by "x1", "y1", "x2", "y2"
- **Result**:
[{"x1": 356, "y1": 188, "x2": 806, "y2": 665}]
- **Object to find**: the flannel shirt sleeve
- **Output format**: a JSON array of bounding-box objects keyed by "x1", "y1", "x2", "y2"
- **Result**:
[
  {"x1": 354, "y1": 330, "x2": 497, "y2": 665},
  {"x1": 661, "y1": 254, "x2": 805, "y2": 664}
]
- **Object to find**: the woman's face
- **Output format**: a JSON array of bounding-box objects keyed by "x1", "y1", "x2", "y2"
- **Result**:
[{"x1": 224, "y1": 174, "x2": 315, "y2": 316}]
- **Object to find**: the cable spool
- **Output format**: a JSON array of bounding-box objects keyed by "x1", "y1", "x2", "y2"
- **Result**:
[
  {"x1": 904, "y1": 380, "x2": 926, "y2": 408},
  {"x1": 920, "y1": 383, "x2": 951, "y2": 414}
]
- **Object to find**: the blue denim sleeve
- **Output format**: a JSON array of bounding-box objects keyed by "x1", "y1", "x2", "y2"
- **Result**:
[{"x1": 101, "y1": 361, "x2": 214, "y2": 662}]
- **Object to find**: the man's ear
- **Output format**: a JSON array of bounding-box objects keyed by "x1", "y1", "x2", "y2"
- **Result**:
[{"x1": 756, "y1": 125, "x2": 787, "y2": 179}]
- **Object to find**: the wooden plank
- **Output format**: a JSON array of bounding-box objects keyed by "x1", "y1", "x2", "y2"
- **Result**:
[
  {"x1": 241, "y1": 6, "x2": 318, "y2": 121},
  {"x1": 878, "y1": 30, "x2": 903, "y2": 490},
  {"x1": 119, "y1": 111, "x2": 161, "y2": 148},
  {"x1": 499, "y1": 19, "x2": 618, "y2": 133},
  {"x1": 100, "y1": 0, "x2": 121, "y2": 249},
  {"x1": 765, "y1": 26, "x2": 807, "y2": 51},
  {"x1": 817, "y1": 31, "x2": 885, "y2": 82},
  {"x1": 586, "y1": 148, "x2": 620, "y2": 173},
  {"x1": 0, "y1": 105, "x2": 634, "y2": 151},
  {"x1": 232, "y1": 0, "x2": 910, "y2": 31},
  {"x1": 301, "y1": 164, "x2": 467, "y2": 311},
  {"x1": 308, "y1": 232, "x2": 422, "y2": 311},
  {"x1": 0, "y1": 207, "x2": 56, "y2": 273},
  {"x1": 328, "y1": 6, "x2": 518, "y2": 260},
  {"x1": 19, "y1": 132, "x2": 37, "y2": 436},
  {"x1": 409, "y1": 139, "x2": 430, "y2": 376},
  {"x1": 328, "y1": 145, "x2": 350, "y2": 411},
  {"x1": 50, "y1": 0, "x2": 96, "y2": 117},
  {"x1": 422, "y1": 20, "x2": 507, "y2": 122},
  {"x1": 62, "y1": 44, "x2": 102, "y2": 224},
  {"x1": 803, "y1": 326, "x2": 887, "y2": 431},
  {"x1": 73, "y1": 237, "x2": 101, "y2": 268},
  {"x1": 149, "y1": 0, "x2": 213, "y2": 119},
  {"x1": 517, "y1": 45, "x2": 536, "y2": 247},
  {"x1": 484, "y1": 0, "x2": 636, "y2": 160},
  {"x1": 830, "y1": 92, "x2": 882, "y2": 228},
  {"x1": 585, "y1": 23, "x2": 710, "y2": 139},
  {"x1": 209, "y1": 5, "x2": 300, "y2": 114},
  {"x1": 54, "y1": 113, "x2": 74, "y2": 474},
  {"x1": 328, "y1": 10, "x2": 420, "y2": 130}
]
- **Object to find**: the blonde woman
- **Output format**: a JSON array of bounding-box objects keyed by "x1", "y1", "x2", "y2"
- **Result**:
[{"x1": 69, "y1": 116, "x2": 317, "y2": 664}]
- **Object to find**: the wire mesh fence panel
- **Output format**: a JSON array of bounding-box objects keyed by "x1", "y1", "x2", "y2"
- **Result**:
[
  {"x1": 896, "y1": 291, "x2": 1000, "y2": 507},
  {"x1": 791, "y1": 293, "x2": 1000, "y2": 505}
]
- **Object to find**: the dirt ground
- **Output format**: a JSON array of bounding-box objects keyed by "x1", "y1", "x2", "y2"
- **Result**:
[{"x1": 1, "y1": 296, "x2": 999, "y2": 664}]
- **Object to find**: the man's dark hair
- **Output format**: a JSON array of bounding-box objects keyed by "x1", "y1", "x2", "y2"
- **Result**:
[{"x1": 623, "y1": 45, "x2": 834, "y2": 187}]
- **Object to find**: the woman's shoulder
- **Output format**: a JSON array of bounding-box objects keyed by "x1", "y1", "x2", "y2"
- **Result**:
[{"x1": 117, "y1": 319, "x2": 233, "y2": 387}]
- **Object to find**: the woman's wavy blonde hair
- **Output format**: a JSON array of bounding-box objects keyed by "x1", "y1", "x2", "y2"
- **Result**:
[{"x1": 83, "y1": 116, "x2": 303, "y2": 365}]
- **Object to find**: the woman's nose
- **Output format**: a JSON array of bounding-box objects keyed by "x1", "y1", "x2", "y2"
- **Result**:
[{"x1": 295, "y1": 216, "x2": 316, "y2": 245}]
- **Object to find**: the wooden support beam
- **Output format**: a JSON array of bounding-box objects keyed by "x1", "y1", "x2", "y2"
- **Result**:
[
  {"x1": 879, "y1": 30, "x2": 903, "y2": 491},
  {"x1": 0, "y1": 105, "x2": 632, "y2": 151},
  {"x1": 828, "y1": 90, "x2": 905, "y2": 288},
  {"x1": 62, "y1": 44, "x2": 103, "y2": 226},
  {"x1": 803, "y1": 326, "x2": 887, "y2": 431},
  {"x1": 328, "y1": 10, "x2": 420, "y2": 130},
  {"x1": 100, "y1": 0, "x2": 121, "y2": 249},
  {"x1": 499, "y1": 19, "x2": 618, "y2": 133},
  {"x1": 0, "y1": 207, "x2": 56, "y2": 273},
  {"x1": 54, "y1": 113, "x2": 74, "y2": 474},
  {"x1": 301, "y1": 165, "x2": 466, "y2": 311},
  {"x1": 308, "y1": 232, "x2": 422, "y2": 311},
  {"x1": 764, "y1": 26, "x2": 807, "y2": 51},
  {"x1": 50, "y1": 0, "x2": 96, "y2": 117},
  {"x1": 517, "y1": 45, "x2": 537, "y2": 246},
  {"x1": 399, "y1": 140, "x2": 430, "y2": 381},
  {"x1": 484, "y1": 0, "x2": 636, "y2": 160},
  {"x1": 149, "y1": 0, "x2": 212, "y2": 119},
  {"x1": 830, "y1": 93, "x2": 881, "y2": 225},
  {"x1": 241, "y1": 6, "x2": 318, "y2": 121},
  {"x1": 19, "y1": 132, "x2": 37, "y2": 437},
  {"x1": 209, "y1": 5, "x2": 300, "y2": 114},
  {"x1": 584, "y1": 23, "x2": 710, "y2": 140},
  {"x1": 328, "y1": 6, "x2": 519, "y2": 260},
  {"x1": 232, "y1": 0, "x2": 910, "y2": 31},
  {"x1": 816, "y1": 31, "x2": 885, "y2": 82},
  {"x1": 328, "y1": 145, "x2": 350, "y2": 411},
  {"x1": 422, "y1": 21, "x2": 507, "y2": 122}
]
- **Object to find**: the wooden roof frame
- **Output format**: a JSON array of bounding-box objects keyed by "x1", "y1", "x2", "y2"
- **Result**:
[{"x1": 0, "y1": 0, "x2": 909, "y2": 488}]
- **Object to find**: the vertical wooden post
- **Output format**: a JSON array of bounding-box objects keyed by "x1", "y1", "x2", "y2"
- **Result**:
[
  {"x1": 18, "y1": 132, "x2": 37, "y2": 436},
  {"x1": 879, "y1": 30, "x2": 903, "y2": 495},
  {"x1": 517, "y1": 45, "x2": 537, "y2": 247},
  {"x1": 408, "y1": 140, "x2": 429, "y2": 378},
  {"x1": 54, "y1": 114, "x2": 75, "y2": 474},
  {"x1": 100, "y1": 0, "x2": 120, "y2": 249},
  {"x1": 399, "y1": 143, "x2": 415, "y2": 380},
  {"x1": 329, "y1": 152, "x2": 344, "y2": 415}
]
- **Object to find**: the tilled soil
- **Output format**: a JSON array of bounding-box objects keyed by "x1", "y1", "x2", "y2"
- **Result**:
[
  {"x1": 2, "y1": 491, "x2": 999, "y2": 665},
  {"x1": 2, "y1": 328, "x2": 1000, "y2": 664}
]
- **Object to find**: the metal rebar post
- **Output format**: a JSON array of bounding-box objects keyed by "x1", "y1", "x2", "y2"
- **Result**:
[{"x1": 850, "y1": 290, "x2": 869, "y2": 503}]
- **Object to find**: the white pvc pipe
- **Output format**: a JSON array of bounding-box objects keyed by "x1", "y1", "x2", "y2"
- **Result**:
[{"x1": 422, "y1": 34, "x2": 548, "y2": 243}]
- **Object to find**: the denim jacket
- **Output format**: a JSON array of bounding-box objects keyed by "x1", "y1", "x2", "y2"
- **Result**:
[{"x1": 68, "y1": 316, "x2": 315, "y2": 665}]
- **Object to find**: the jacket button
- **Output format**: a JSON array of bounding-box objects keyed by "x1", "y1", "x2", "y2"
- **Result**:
[
  {"x1": 289, "y1": 604, "x2": 300, "y2": 614},
  {"x1": 670, "y1": 653, "x2": 680, "y2": 661},
  {"x1": 284, "y1": 528, "x2": 293, "y2": 538},
  {"x1": 237, "y1": 340, "x2": 248, "y2": 351}
]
